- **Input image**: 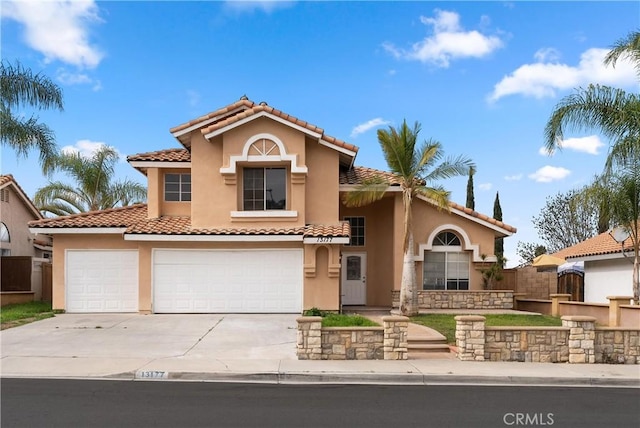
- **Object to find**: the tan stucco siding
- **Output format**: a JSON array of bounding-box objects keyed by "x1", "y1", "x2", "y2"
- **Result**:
[
  {"x1": 340, "y1": 195, "x2": 396, "y2": 306},
  {"x1": 146, "y1": 168, "x2": 161, "y2": 218},
  {"x1": 305, "y1": 137, "x2": 339, "y2": 224},
  {"x1": 303, "y1": 245, "x2": 340, "y2": 311},
  {"x1": 191, "y1": 132, "x2": 229, "y2": 227}
]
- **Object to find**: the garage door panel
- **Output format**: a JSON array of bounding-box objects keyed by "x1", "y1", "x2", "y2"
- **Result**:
[
  {"x1": 66, "y1": 250, "x2": 139, "y2": 313},
  {"x1": 153, "y1": 249, "x2": 302, "y2": 313}
]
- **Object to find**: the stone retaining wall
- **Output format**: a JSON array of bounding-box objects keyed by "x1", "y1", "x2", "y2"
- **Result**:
[
  {"x1": 297, "y1": 316, "x2": 408, "y2": 360},
  {"x1": 455, "y1": 315, "x2": 639, "y2": 364},
  {"x1": 392, "y1": 290, "x2": 514, "y2": 310}
]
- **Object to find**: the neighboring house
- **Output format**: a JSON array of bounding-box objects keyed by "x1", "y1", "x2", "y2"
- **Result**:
[
  {"x1": 28, "y1": 97, "x2": 516, "y2": 314},
  {"x1": 0, "y1": 174, "x2": 52, "y2": 259},
  {"x1": 555, "y1": 230, "x2": 635, "y2": 303}
]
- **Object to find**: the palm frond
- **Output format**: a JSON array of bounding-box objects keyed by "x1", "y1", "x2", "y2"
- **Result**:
[
  {"x1": 416, "y1": 185, "x2": 451, "y2": 211},
  {"x1": 0, "y1": 60, "x2": 64, "y2": 111},
  {"x1": 342, "y1": 177, "x2": 389, "y2": 207},
  {"x1": 604, "y1": 30, "x2": 640, "y2": 77}
]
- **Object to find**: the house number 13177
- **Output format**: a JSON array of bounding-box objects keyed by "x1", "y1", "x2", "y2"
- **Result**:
[{"x1": 316, "y1": 237, "x2": 333, "y2": 243}]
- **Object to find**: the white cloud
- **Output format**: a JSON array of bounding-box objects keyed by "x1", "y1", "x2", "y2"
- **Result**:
[
  {"x1": 540, "y1": 135, "x2": 604, "y2": 156},
  {"x1": 186, "y1": 90, "x2": 201, "y2": 107},
  {"x1": 223, "y1": 1, "x2": 294, "y2": 14},
  {"x1": 382, "y1": 9, "x2": 504, "y2": 68},
  {"x1": 351, "y1": 118, "x2": 391, "y2": 138},
  {"x1": 504, "y1": 174, "x2": 523, "y2": 181},
  {"x1": 55, "y1": 68, "x2": 101, "y2": 91},
  {"x1": 61, "y1": 140, "x2": 123, "y2": 160},
  {"x1": 478, "y1": 183, "x2": 493, "y2": 191},
  {"x1": 489, "y1": 47, "x2": 636, "y2": 102},
  {"x1": 2, "y1": 0, "x2": 104, "y2": 69},
  {"x1": 528, "y1": 166, "x2": 571, "y2": 183}
]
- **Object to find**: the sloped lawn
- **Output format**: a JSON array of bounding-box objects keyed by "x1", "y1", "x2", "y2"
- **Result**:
[
  {"x1": 410, "y1": 314, "x2": 562, "y2": 344},
  {"x1": 1, "y1": 301, "x2": 55, "y2": 330}
]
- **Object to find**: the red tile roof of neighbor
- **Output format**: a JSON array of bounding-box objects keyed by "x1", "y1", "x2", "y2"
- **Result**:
[
  {"x1": 29, "y1": 204, "x2": 350, "y2": 238},
  {"x1": 169, "y1": 97, "x2": 359, "y2": 154},
  {"x1": 1, "y1": 174, "x2": 44, "y2": 219},
  {"x1": 127, "y1": 148, "x2": 191, "y2": 163},
  {"x1": 554, "y1": 228, "x2": 636, "y2": 259}
]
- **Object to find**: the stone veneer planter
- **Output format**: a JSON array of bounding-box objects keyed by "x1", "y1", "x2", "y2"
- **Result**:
[
  {"x1": 392, "y1": 290, "x2": 514, "y2": 310},
  {"x1": 455, "y1": 315, "x2": 640, "y2": 364},
  {"x1": 297, "y1": 316, "x2": 409, "y2": 360}
]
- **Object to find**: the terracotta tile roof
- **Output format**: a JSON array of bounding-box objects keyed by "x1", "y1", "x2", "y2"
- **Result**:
[
  {"x1": 127, "y1": 148, "x2": 191, "y2": 162},
  {"x1": 339, "y1": 166, "x2": 517, "y2": 234},
  {"x1": 28, "y1": 204, "x2": 148, "y2": 228},
  {"x1": 554, "y1": 229, "x2": 635, "y2": 259},
  {"x1": 173, "y1": 97, "x2": 358, "y2": 155},
  {"x1": 0, "y1": 174, "x2": 15, "y2": 187},
  {"x1": 170, "y1": 98, "x2": 255, "y2": 135},
  {"x1": 28, "y1": 203, "x2": 350, "y2": 238}
]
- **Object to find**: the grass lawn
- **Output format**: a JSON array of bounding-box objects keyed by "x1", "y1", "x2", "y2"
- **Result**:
[
  {"x1": 410, "y1": 314, "x2": 562, "y2": 344},
  {"x1": 322, "y1": 313, "x2": 379, "y2": 327},
  {"x1": 0, "y1": 301, "x2": 55, "y2": 330}
]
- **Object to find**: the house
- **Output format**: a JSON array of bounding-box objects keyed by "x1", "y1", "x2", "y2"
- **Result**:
[
  {"x1": 28, "y1": 97, "x2": 516, "y2": 314},
  {"x1": 1, "y1": 174, "x2": 52, "y2": 303},
  {"x1": 555, "y1": 229, "x2": 635, "y2": 303}
]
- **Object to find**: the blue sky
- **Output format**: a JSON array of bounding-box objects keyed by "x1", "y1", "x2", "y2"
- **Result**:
[{"x1": 1, "y1": 0, "x2": 638, "y2": 267}]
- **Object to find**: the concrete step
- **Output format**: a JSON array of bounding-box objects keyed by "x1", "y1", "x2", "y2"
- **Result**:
[
  {"x1": 407, "y1": 343, "x2": 452, "y2": 353},
  {"x1": 408, "y1": 337, "x2": 449, "y2": 345}
]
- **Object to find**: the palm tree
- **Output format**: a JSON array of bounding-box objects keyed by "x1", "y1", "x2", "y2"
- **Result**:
[
  {"x1": 343, "y1": 120, "x2": 474, "y2": 316},
  {"x1": 0, "y1": 61, "x2": 64, "y2": 173},
  {"x1": 34, "y1": 145, "x2": 147, "y2": 216},
  {"x1": 544, "y1": 31, "x2": 640, "y2": 171}
]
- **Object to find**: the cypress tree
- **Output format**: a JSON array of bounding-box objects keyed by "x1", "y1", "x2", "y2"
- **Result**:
[
  {"x1": 494, "y1": 192, "x2": 504, "y2": 266},
  {"x1": 465, "y1": 167, "x2": 475, "y2": 210}
]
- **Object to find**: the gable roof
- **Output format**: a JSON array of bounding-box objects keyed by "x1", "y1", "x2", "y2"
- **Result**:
[
  {"x1": 339, "y1": 166, "x2": 517, "y2": 235},
  {"x1": 168, "y1": 97, "x2": 358, "y2": 164},
  {"x1": 554, "y1": 228, "x2": 635, "y2": 261},
  {"x1": 0, "y1": 174, "x2": 43, "y2": 220},
  {"x1": 28, "y1": 203, "x2": 350, "y2": 241}
]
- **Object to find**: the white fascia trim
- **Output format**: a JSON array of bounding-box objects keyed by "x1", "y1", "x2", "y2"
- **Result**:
[
  {"x1": 171, "y1": 107, "x2": 247, "y2": 138},
  {"x1": 303, "y1": 236, "x2": 350, "y2": 244},
  {"x1": 414, "y1": 224, "x2": 491, "y2": 263},
  {"x1": 219, "y1": 132, "x2": 308, "y2": 174},
  {"x1": 416, "y1": 194, "x2": 514, "y2": 237},
  {"x1": 29, "y1": 227, "x2": 127, "y2": 234},
  {"x1": 339, "y1": 185, "x2": 402, "y2": 192},
  {"x1": 318, "y1": 139, "x2": 357, "y2": 158},
  {"x1": 231, "y1": 210, "x2": 298, "y2": 218},
  {"x1": 567, "y1": 252, "x2": 632, "y2": 262},
  {"x1": 124, "y1": 234, "x2": 303, "y2": 242},
  {"x1": 204, "y1": 111, "x2": 322, "y2": 140},
  {"x1": 129, "y1": 161, "x2": 192, "y2": 169}
]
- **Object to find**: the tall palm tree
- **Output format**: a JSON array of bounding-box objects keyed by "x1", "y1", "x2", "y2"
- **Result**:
[
  {"x1": 34, "y1": 145, "x2": 147, "y2": 216},
  {"x1": 343, "y1": 120, "x2": 474, "y2": 316},
  {"x1": 544, "y1": 30, "x2": 640, "y2": 171},
  {"x1": 0, "y1": 61, "x2": 64, "y2": 173}
]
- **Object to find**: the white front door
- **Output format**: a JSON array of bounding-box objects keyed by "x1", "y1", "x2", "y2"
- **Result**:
[{"x1": 341, "y1": 253, "x2": 366, "y2": 305}]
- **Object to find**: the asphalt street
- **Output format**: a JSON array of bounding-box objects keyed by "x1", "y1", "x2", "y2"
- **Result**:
[{"x1": 1, "y1": 378, "x2": 639, "y2": 428}]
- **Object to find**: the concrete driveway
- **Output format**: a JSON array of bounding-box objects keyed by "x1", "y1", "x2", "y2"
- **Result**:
[{"x1": 1, "y1": 314, "x2": 299, "y2": 366}]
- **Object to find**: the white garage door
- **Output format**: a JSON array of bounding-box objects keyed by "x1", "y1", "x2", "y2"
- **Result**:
[
  {"x1": 153, "y1": 249, "x2": 303, "y2": 313},
  {"x1": 66, "y1": 250, "x2": 139, "y2": 313}
]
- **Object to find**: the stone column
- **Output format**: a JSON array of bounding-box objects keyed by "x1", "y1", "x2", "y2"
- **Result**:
[
  {"x1": 550, "y1": 294, "x2": 571, "y2": 317},
  {"x1": 382, "y1": 316, "x2": 408, "y2": 360},
  {"x1": 562, "y1": 315, "x2": 596, "y2": 364},
  {"x1": 296, "y1": 316, "x2": 322, "y2": 360},
  {"x1": 455, "y1": 315, "x2": 486, "y2": 361},
  {"x1": 607, "y1": 296, "x2": 633, "y2": 327}
]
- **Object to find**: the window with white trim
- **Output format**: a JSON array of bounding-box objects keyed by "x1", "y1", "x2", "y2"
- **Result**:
[
  {"x1": 344, "y1": 217, "x2": 365, "y2": 246},
  {"x1": 165, "y1": 173, "x2": 191, "y2": 202},
  {"x1": 243, "y1": 167, "x2": 286, "y2": 210},
  {"x1": 0, "y1": 222, "x2": 10, "y2": 243},
  {"x1": 423, "y1": 231, "x2": 469, "y2": 290}
]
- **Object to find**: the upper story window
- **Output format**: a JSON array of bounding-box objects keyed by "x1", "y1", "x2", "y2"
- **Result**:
[
  {"x1": 0, "y1": 222, "x2": 10, "y2": 243},
  {"x1": 165, "y1": 173, "x2": 191, "y2": 202},
  {"x1": 344, "y1": 217, "x2": 365, "y2": 246},
  {"x1": 243, "y1": 168, "x2": 286, "y2": 210}
]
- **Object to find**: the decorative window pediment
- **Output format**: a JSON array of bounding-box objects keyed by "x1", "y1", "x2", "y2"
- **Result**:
[{"x1": 247, "y1": 138, "x2": 281, "y2": 157}]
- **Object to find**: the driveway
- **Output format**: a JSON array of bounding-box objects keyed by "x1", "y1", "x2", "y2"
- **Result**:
[{"x1": 0, "y1": 314, "x2": 299, "y2": 361}]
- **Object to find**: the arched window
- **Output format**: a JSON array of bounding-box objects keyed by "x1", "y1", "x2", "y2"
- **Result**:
[
  {"x1": 423, "y1": 231, "x2": 469, "y2": 291},
  {"x1": 0, "y1": 222, "x2": 10, "y2": 242}
]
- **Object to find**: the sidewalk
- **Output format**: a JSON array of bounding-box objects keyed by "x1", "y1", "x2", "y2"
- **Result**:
[{"x1": 1, "y1": 314, "x2": 638, "y2": 387}]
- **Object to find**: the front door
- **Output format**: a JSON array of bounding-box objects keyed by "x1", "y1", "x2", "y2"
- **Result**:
[{"x1": 341, "y1": 253, "x2": 366, "y2": 305}]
